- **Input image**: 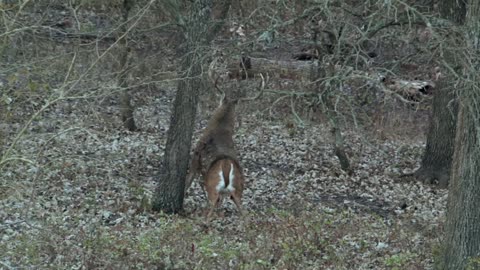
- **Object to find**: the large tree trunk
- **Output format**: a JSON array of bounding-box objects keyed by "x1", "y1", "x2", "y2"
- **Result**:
[
  {"x1": 153, "y1": 54, "x2": 203, "y2": 213},
  {"x1": 153, "y1": 0, "x2": 231, "y2": 214},
  {"x1": 441, "y1": 1, "x2": 480, "y2": 269},
  {"x1": 414, "y1": 80, "x2": 457, "y2": 188},
  {"x1": 442, "y1": 104, "x2": 480, "y2": 269},
  {"x1": 413, "y1": 0, "x2": 466, "y2": 188}
]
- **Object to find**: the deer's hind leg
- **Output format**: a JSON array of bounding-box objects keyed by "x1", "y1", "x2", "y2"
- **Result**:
[
  {"x1": 206, "y1": 191, "x2": 221, "y2": 222},
  {"x1": 230, "y1": 192, "x2": 244, "y2": 216},
  {"x1": 204, "y1": 160, "x2": 224, "y2": 222},
  {"x1": 228, "y1": 162, "x2": 245, "y2": 217}
]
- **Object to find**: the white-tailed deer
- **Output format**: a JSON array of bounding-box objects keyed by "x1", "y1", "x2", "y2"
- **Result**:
[{"x1": 186, "y1": 74, "x2": 266, "y2": 220}]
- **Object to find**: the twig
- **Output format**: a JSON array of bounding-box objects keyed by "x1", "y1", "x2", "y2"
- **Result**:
[
  {"x1": 0, "y1": 261, "x2": 14, "y2": 270},
  {"x1": 290, "y1": 95, "x2": 305, "y2": 127},
  {"x1": 0, "y1": 219, "x2": 27, "y2": 229}
]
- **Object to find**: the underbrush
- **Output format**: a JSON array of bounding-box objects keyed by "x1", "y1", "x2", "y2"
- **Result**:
[{"x1": 1, "y1": 203, "x2": 436, "y2": 269}]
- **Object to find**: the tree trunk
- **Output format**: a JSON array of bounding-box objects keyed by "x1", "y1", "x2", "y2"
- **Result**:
[
  {"x1": 119, "y1": 0, "x2": 137, "y2": 131},
  {"x1": 153, "y1": 54, "x2": 203, "y2": 213},
  {"x1": 439, "y1": 0, "x2": 467, "y2": 24},
  {"x1": 324, "y1": 91, "x2": 351, "y2": 173},
  {"x1": 413, "y1": 0, "x2": 466, "y2": 187},
  {"x1": 414, "y1": 80, "x2": 457, "y2": 188},
  {"x1": 441, "y1": 103, "x2": 480, "y2": 269},
  {"x1": 314, "y1": 59, "x2": 351, "y2": 173},
  {"x1": 441, "y1": 1, "x2": 480, "y2": 269},
  {"x1": 152, "y1": 0, "x2": 232, "y2": 214}
]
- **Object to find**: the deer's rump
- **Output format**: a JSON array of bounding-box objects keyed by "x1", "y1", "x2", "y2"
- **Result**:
[
  {"x1": 205, "y1": 157, "x2": 244, "y2": 197},
  {"x1": 206, "y1": 154, "x2": 243, "y2": 179}
]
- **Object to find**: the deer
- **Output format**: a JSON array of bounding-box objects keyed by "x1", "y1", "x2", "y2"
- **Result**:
[{"x1": 185, "y1": 74, "x2": 266, "y2": 221}]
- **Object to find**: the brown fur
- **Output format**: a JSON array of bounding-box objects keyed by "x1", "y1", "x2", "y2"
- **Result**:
[
  {"x1": 185, "y1": 96, "x2": 239, "y2": 193},
  {"x1": 185, "y1": 97, "x2": 245, "y2": 220},
  {"x1": 185, "y1": 74, "x2": 266, "y2": 220},
  {"x1": 204, "y1": 158, "x2": 245, "y2": 220}
]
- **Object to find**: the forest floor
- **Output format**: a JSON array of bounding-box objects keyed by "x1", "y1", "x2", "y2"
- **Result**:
[
  {"x1": 1, "y1": 78, "x2": 446, "y2": 269},
  {"x1": 0, "y1": 2, "x2": 447, "y2": 269}
]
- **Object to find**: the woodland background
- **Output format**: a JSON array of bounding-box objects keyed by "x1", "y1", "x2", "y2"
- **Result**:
[{"x1": 0, "y1": 0, "x2": 472, "y2": 269}]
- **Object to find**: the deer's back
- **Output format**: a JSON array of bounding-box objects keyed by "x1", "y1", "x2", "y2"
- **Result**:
[{"x1": 199, "y1": 130, "x2": 238, "y2": 172}]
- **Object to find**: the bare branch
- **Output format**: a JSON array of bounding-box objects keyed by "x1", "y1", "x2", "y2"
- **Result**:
[{"x1": 237, "y1": 73, "x2": 268, "y2": 102}]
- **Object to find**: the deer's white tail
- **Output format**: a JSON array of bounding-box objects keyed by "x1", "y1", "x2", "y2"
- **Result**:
[
  {"x1": 216, "y1": 162, "x2": 236, "y2": 193},
  {"x1": 205, "y1": 159, "x2": 245, "y2": 221}
]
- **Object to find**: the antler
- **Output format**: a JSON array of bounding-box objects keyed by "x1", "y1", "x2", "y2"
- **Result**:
[
  {"x1": 208, "y1": 58, "x2": 226, "y2": 100},
  {"x1": 237, "y1": 73, "x2": 269, "y2": 102}
]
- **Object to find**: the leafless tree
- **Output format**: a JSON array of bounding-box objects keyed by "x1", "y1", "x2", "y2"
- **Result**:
[{"x1": 153, "y1": 0, "x2": 232, "y2": 214}]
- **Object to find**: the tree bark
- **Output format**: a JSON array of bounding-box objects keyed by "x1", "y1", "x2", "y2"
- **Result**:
[
  {"x1": 119, "y1": 0, "x2": 137, "y2": 132},
  {"x1": 315, "y1": 60, "x2": 351, "y2": 173},
  {"x1": 414, "y1": 79, "x2": 457, "y2": 188},
  {"x1": 439, "y1": 0, "x2": 467, "y2": 24},
  {"x1": 441, "y1": 1, "x2": 480, "y2": 269},
  {"x1": 153, "y1": 54, "x2": 203, "y2": 213},
  {"x1": 153, "y1": 0, "x2": 231, "y2": 214},
  {"x1": 413, "y1": 0, "x2": 466, "y2": 187},
  {"x1": 441, "y1": 103, "x2": 480, "y2": 269}
]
